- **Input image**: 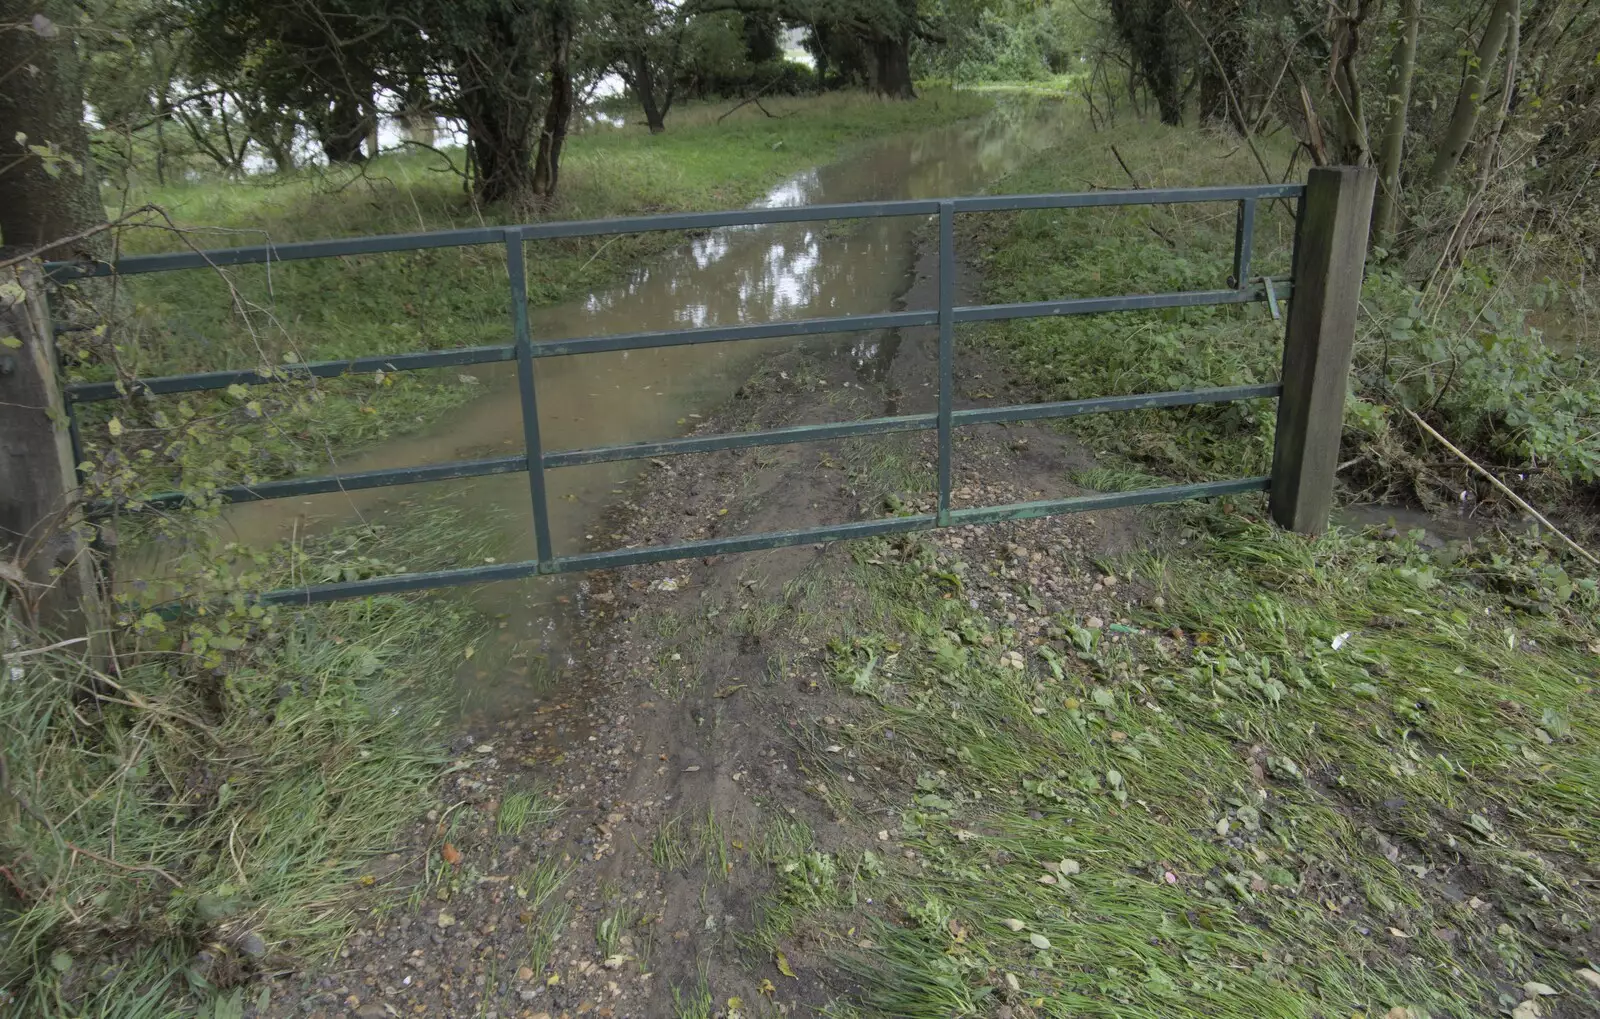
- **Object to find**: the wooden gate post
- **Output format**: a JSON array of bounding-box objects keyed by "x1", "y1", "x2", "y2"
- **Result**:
[
  {"x1": 1269, "y1": 165, "x2": 1377, "y2": 535},
  {"x1": 0, "y1": 263, "x2": 102, "y2": 635}
]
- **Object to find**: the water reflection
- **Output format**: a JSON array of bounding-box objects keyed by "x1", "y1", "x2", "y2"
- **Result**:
[{"x1": 205, "y1": 98, "x2": 1082, "y2": 713}]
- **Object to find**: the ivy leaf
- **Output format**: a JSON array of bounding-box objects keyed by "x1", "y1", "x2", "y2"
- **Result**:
[{"x1": 107, "y1": 417, "x2": 124, "y2": 438}]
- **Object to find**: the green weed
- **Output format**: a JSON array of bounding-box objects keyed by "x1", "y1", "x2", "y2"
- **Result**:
[
  {"x1": 652, "y1": 814, "x2": 692, "y2": 872},
  {"x1": 596, "y1": 904, "x2": 638, "y2": 958},
  {"x1": 498, "y1": 788, "x2": 565, "y2": 837}
]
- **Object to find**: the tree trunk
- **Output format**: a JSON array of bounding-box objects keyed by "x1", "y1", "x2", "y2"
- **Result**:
[
  {"x1": 0, "y1": 0, "x2": 105, "y2": 259},
  {"x1": 532, "y1": 9, "x2": 574, "y2": 200},
  {"x1": 1109, "y1": 0, "x2": 1182, "y2": 125},
  {"x1": 462, "y1": 94, "x2": 537, "y2": 204},
  {"x1": 1197, "y1": 1, "x2": 1246, "y2": 132},
  {"x1": 317, "y1": 93, "x2": 368, "y2": 164},
  {"x1": 628, "y1": 52, "x2": 667, "y2": 133},
  {"x1": 1372, "y1": 0, "x2": 1421, "y2": 247},
  {"x1": 1427, "y1": 0, "x2": 1517, "y2": 188},
  {"x1": 0, "y1": 265, "x2": 106, "y2": 637},
  {"x1": 870, "y1": 34, "x2": 916, "y2": 99}
]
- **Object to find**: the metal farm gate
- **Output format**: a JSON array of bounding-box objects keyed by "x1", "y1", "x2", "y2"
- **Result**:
[{"x1": 43, "y1": 167, "x2": 1375, "y2": 607}]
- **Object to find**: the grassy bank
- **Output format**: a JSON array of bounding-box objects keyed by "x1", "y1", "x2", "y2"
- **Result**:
[
  {"x1": 74, "y1": 90, "x2": 992, "y2": 503},
  {"x1": 0, "y1": 502, "x2": 496, "y2": 1015},
  {"x1": 961, "y1": 110, "x2": 1600, "y2": 515},
  {"x1": 759, "y1": 506, "x2": 1600, "y2": 1017}
]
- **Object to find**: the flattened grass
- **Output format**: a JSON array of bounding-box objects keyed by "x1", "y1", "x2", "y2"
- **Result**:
[{"x1": 759, "y1": 509, "x2": 1600, "y2": 1017}]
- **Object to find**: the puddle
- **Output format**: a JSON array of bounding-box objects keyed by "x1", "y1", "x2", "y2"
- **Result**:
[
  {"x1": 1337, "y1": 503, "x2": 1485, "y2": 545},
  {"x1": 162, "y1": 98, "x2": 1082, "y2": 715}
]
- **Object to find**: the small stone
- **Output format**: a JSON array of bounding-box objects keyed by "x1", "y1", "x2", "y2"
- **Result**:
[
  {"x1": 1085, "y1": 617, "x2": 1104, "y2": 630},
  {"x1": 516, "y1": 966, "x2": 534, "y2": 982},
  {"x1": 1102, "y1": 575, "x2": 1118, "y2": 588}
]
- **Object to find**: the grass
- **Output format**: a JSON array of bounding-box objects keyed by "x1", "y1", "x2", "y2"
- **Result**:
[
  {"x1": 498, "y1": 787, "x2": 565, "y2": 837},
  {"x1": 0, "y1": 501, "x2": 495, "y2": 1013},
  {"x1": 74, "y1": 89, "x2": 994, "y2": 501},
  {"x1": 963, "y1": 104, "x2": 1600, "y2": 512},
  {"x1": 960, "y1": 110, "x2": 1297, "y2": 487},
  {"x1": 746, "y1": 505, "x2": 1600, "y2": 1018}
]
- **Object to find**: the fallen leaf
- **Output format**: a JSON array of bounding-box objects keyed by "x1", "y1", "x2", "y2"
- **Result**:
[
  {"x1": 441, "y1": 843, "x2": 463, "y2": 866},
  {"x1": 1384, "y1": 1009, "x2": 1412, "y2": 1019},
  {"x1": 1028, "y1": 933, "x2": 1052, "y2": 951},
  {"x1": 775, "y1": 950, "x2": 797, "y2": 978},
  {"x1": 1059, "y1": 859, "x2": 1081, "y2": 876},
  {"x1": 1524, "y1": 982, "x2": 1558, "y2": 997},
  {"x1": 1388, "y1": 927, "x2": 1410, "y2": 939},
  {"x1": 1576, "y1": 968, "x2": 1600, "y2": 990},
  {"x1": 436, "y1": 911, "x2": 455, "y2": 928},
  {"x1": 1511, "y1": 1001, "x2": 1541, "y2": 1019},
  {"x1": 1001, "y1": 918, "x2": 1026, "y2": 932},
  {"x1": 758, "y1": 979, "x2": 776, "y2": 997},
  {"x1": 1037, "y1": 874, "x2": 1056, "y2": 885}
]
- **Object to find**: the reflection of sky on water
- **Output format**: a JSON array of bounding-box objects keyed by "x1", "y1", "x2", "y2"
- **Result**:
[{"x1": 579, "y1": 166, "x2": 838, "y2": 329}]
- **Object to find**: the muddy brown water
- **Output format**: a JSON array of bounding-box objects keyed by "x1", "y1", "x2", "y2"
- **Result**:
[{"x1": 204, "y1": 99, "x2": 1080, "y2": 711}]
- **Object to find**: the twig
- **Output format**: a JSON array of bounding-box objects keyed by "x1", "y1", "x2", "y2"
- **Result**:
[
  {"x1": 0, "y1": 636, "x2": 90, "y2": 660},
  {"x1": 0, "y1": 754, "x2": 184, "y2": 888},
  {"x1": 0, "y1": 205, "x2": 162, "y2": 272},
  {"x1": 1110, "y1": 145, "x2": 1141, "y2": 188},
  {"x1": 1405, "y1": 408, "x2": 1599, "y2": 567},
  {"x1": 388, "y1": 139, "x2": 469, "y2": 180}
]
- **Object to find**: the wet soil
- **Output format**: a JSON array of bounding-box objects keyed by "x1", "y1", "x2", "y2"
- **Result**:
[{"x1": 253, "y1": 233, "x2": 1152, "y2": 1019}]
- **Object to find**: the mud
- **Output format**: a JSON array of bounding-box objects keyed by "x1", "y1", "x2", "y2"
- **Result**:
[{"x1": 251, "y1": 205, "x2": 1152, "y2": 1019}]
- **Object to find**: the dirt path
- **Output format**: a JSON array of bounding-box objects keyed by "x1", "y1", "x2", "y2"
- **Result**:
[{"x1": 257, "y1": 238, "x2": 1148, "y2": 1019}]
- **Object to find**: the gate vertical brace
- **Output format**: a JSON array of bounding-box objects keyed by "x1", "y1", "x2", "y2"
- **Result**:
[
  {"x1": 1231, "y1": 198, "x2": 1257, "y2": 289},
  {"x1": 505, "y1": 231, "x2": 554, "y2": 566},
  {"x1": 936, "y1": 201, "x2": 955, "y2": 526},
  {"x1": 1269, "y1": 166, "x2": 1376, "y2": 534}
]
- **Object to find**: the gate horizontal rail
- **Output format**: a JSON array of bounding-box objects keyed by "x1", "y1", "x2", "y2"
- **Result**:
[{"x1": 47, "y1": 182, "x2": 1308, "y2": 608}]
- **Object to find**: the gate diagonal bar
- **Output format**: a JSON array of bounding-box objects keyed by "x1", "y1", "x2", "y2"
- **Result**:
[{"x1": 50, "y1": 183, "x2": 1303, "y2": 607}]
